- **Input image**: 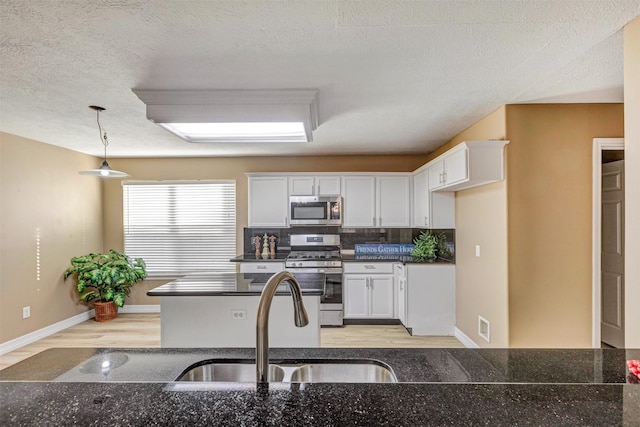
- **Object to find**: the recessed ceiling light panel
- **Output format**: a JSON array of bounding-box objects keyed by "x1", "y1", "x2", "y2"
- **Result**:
[
  {"x1": 159, "y1": 122, "x2": 308, "y2": 143},
  {"x1": 132, "y1": 89, "x2": 319, "y2": 143}
]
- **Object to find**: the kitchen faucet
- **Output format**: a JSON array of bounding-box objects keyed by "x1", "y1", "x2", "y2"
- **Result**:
[{"x1": 256, "y1": 271, "x2": 309, "y2": 382}]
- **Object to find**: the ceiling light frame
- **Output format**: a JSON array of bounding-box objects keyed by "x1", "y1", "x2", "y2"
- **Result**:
[{"x1": 132, "y1": 89, "x2": 319, "y2": 143}]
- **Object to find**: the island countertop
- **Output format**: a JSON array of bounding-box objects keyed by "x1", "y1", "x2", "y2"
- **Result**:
[
  {"x1": 1, "y1": 347, "x2": 639, "y2": 426},
  {"x1": 230, "y1": 252, "x2": 290, "y2": 262},
  {"x1": 146, "y1": 272, "x2": 324, "y2": 296}
]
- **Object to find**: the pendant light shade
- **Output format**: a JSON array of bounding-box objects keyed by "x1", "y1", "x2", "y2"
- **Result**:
[{"x1": 79, "y1": 106, "x2": 129, "y2": 178}]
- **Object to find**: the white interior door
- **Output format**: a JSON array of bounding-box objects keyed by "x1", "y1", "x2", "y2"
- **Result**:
[{"x1": 601, "y1": 160, "x2": 625, "y2": 348}]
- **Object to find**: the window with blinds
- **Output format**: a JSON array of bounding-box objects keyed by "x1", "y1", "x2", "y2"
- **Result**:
[{"x1": 123, "y1": 180, "x2": 236, "y2": 277}]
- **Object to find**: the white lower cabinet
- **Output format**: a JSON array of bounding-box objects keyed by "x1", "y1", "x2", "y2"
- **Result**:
[
  {"x1": 239, "y1": 262, "x2": 285, "y2": 273},
  {"x1": 403, "y1": 264, "x2": 455, "y2": 335},
  {"x1": 394, "y1": 263, "x2": 407, "y2": 325},
  {"x1": 343, "y1": 263, "x2": 394, "y2": 319}
]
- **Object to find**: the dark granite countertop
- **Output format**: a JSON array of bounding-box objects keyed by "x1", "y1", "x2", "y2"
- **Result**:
[
  {"x1": 230, "y1": 253, "x2": 455, "y2": 265},
  {"x1": 147, "y1": 272, "x2": 324, "y2": 296},
  {"x1": 1, "y1": 348, "x2": 639, "y2": 425},
  {"x1": 231, "y1": 252, "x2": 290, "y2": 262},
  {"x1": 342, "y1": 254, "x2": 454, "y2": 264}
]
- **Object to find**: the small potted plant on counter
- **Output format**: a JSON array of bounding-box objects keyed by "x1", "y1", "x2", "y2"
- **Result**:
[
  {"x1": 64, "y1": 249, "x2": 147, "y2": 322},
  {"x1": 410, "y1": 231, "x2": 452, "y2": 262}
]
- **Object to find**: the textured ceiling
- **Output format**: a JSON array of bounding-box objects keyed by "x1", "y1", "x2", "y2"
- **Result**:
[{"x1": 1, "y1": 1, "x2": 638, "y2": 158}]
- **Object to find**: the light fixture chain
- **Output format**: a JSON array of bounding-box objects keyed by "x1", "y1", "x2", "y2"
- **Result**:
[{"x1": 95, "y1": 109, "x2": 109, "y2": 161}]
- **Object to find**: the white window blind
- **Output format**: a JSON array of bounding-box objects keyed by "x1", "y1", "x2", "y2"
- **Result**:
[{"x1": 123, "y1": 180, "x2": 236, "y2": 277}]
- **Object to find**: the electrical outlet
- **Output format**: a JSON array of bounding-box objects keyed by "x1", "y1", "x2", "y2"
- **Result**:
[
  {"x1": 22, "y1": 306, "x2": 31, "y2": 319},
  {"x1": 475, "y1": 245, "x2": 481, "y2": 257},
  {"x1": 231, "y1": 309, "x2": 246, "y2": 320}
]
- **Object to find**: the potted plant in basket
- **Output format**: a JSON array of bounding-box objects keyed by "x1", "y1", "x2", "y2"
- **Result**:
[{"x1": 64, "y1": 249, "x2": 147, "y2": 322}]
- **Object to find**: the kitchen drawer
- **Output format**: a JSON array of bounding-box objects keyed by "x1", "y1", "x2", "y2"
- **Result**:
[
  {"x1": 239, "y1": 262, "x2": 285, "y2": 273},
  {"x1": 343, "y1": 262, "x2": 394, "y2": 274}
]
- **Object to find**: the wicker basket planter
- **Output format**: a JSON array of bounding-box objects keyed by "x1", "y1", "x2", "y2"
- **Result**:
[{"x1": 94, "y1": 301, "x2": 118, "y2": 322}]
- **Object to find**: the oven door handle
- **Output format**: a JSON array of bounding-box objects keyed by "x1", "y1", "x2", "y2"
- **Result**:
[{"x1": 285, "y1": 268, "x2": 343, "y2": 274}]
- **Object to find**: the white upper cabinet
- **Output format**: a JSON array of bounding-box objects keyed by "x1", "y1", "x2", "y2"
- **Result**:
[
  {"x1": 342, "y1": 176, "x2": 376, "y2": 227},
  {"x1": 288, "y1": 176, "x2": 341, "y2": 196},
  {"x1": 288, "y1": 176, "x2": 315, "y2": 196},
  {"x1": 342, "y1": 175, "x2": 410, "y2": 228},
  {"x1": 248, "y1": 176, "x2": 289, "y2": 227},
  {"x1": 412, "y1": 169, "x2": 430, "y2": 227},
  {"x1": 316, "y1": 176, "x2": 341, "y2": 196},
  {"x1": 377, "y1": 176, "x2": 411, "y2": 227},
  {"x1": 428, "y1": 144, "x2": 468, "y2": 190},
  {"x1": 428, "y1": 141, "x2": 509, "y2": 192},
  {"x1": 413, "y1": 167, "x2": 455, "y2": 229}
]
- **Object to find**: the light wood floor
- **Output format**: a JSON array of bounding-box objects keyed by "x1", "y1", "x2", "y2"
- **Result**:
[{"x1": 0, "y1": 313, "x2": 463, "y2": 371}]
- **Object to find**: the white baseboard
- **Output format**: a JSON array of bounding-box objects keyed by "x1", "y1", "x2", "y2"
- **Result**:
[
  {"x1": 0, "y1": 309, "x2": 95, "y2": 356},
  {"x1": 0, "y1": 305, "x2": 161, "y2": 356},
  {"x1": 454, "y1": 327, "x2": 480, "y2": 348},
  {"x1": 118, "y1": 304, "x2": 161, "y2": 313}
]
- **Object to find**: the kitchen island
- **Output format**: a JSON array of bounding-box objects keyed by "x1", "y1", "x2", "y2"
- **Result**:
[
  {"x1": 1, "y1": 347, "x2": 638, "y2": 425},
  {"x1": 147, "y1": 272, "x2": 324, "y2": 348}
]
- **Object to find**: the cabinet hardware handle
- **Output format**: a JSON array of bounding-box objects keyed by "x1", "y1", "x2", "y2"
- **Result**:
[
  {"x1": 364, "y1": 265, "x2": 375, "y2": 269},
  {"x1": 424, "y1": 216, "x2": 428, "y2": 226},
  {"x1": 257, "y1": 266, "x2": 266, "y2": 270}
]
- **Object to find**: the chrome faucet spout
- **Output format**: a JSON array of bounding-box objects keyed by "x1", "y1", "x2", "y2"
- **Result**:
[{"x1": 256, "y1": 271, "x2": 309, "y2": 383}]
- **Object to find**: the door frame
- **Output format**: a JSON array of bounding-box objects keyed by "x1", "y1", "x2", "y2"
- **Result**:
[{"x1": 591, "y1": 138, "x2": 624, "y2": 348}]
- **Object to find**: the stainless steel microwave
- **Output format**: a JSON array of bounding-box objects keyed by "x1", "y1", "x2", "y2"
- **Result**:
[{"x1": 289, "y1": 196, "x2": 342, "y2": 226}]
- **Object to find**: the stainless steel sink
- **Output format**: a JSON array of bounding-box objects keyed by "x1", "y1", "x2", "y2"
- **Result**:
[
  {"x1": 176, "y1": 363, "x2": 285, "y2": 382},
  {"x1": 175, "y1": 359, "x2": 397, "y2": 383},
  {"x1": 289, "y1": 362, "x2": 397, "y2": 383}
]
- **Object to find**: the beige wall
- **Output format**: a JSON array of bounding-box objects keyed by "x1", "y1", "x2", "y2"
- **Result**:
[
  {"x1": 506, "y1": 104, "x2": 624, "y2": 347},
  {"x1": 444, "y1": 107, "x2": 510, "y2": 347},
  {"x1": 102, "y1": 154, "x2": 428, "y2": 304},
  {"x1": 0, "y1": 132, "x2": 103, "y2": 344},
  {"x1": 624, "y1": 17, "x2": 640, "y2": 348}
]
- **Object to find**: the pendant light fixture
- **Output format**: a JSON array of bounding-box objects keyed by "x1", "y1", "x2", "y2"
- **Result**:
[{"x1": 79, "y1": 106, "x2": 129, "y2": 178}]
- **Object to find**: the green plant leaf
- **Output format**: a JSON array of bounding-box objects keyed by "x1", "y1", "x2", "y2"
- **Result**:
[
  {"x1": 80, "y1": 290, "x2": 98, "y2": 302},
  {"x1": 113, "y1": 293, "x2": 125, "y2": 307},
  {"x1": 411, "y1": 231, "x2": 438, "y2": 262}
]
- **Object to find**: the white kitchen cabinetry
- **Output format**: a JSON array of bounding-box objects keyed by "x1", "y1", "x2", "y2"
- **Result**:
[
  {"x1": 288, "y1": 176, "x2": 341, "y2": 196},
  {"x1": 248, "y1": 176, "x2": 288, "y2": 227},
  {"x1": 341, "y1": 176, "x2": 376, "y2": 227},
  {"x1": 412, "y1": 168, "x2": 455, "y2": 229},
  {"x1": 428, "y1": 144, "x2": 468, "y2": 190},
  {"x1": 342, "y1": 175, "x2": 410, "y2": 228},
  {"x1": 316, "y1": 176, "x2": 341, "y2": 196},
  {"x1": 377, "y1": 176, "x2": 411, "y2": 227},
  {"x1": 394, "y1": 263, "x2": 407, "y2": 325},
  {"x1": 343, "y1": 263, "x2": 394, "y2": 319},
  {"x1": 404, "y1": 264, "x2": 455, "y2": 335},
  {"x1": 239, "y1": 262, "x2": 285, "y2": 273},
  {"x1": 428, "y1": 141, "x2": 509, "y2": 192}
]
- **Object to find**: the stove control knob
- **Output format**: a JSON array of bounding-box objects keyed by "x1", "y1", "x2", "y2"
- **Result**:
[{"x1": 297, "y1": 262, "x2": 303, "y2": 267}]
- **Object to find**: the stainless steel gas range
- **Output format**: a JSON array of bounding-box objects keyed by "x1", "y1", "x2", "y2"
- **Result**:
[{"x1": 285, "y1": 234, "x2": 343, "y2": 326}]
